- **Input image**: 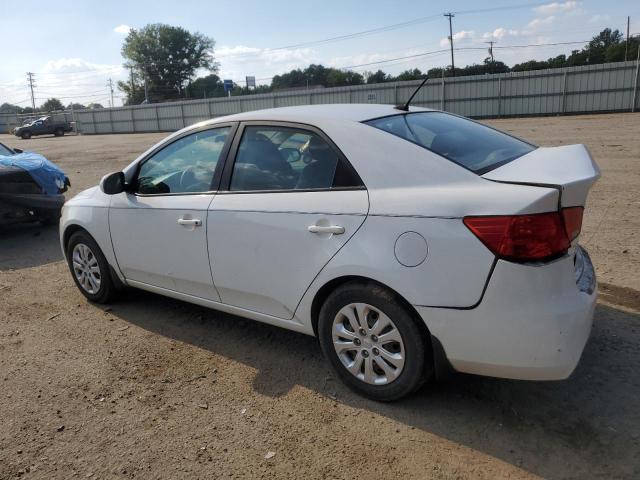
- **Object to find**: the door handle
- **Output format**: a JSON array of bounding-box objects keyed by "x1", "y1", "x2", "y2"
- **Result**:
[
  {"x1": 177, "y1": 217, "x2": 202, "y2": 227},
  {"x1": 308, "y1": 225, "x2": 345, "y2": 235}
]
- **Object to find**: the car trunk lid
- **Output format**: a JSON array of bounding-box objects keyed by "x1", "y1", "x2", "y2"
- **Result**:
[{"x1": 482, "y1": 144, "x2": 600, "y2": 207}]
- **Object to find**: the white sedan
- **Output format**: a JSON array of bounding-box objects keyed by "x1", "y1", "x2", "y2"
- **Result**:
[{"x1": 60, "y1": 104, "x2": 599, "y2": 401}]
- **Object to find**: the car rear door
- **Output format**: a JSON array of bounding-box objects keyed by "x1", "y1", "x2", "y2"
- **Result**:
[
  {"x1": 109, "y1": 123, "x2": 236, "y2": 300},
  {"x1": 207, "y1": 121, "x2": 368, "y2": 319}
]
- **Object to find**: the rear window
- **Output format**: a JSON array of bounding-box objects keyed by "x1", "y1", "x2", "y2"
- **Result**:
[{"x1": 365, "y1": 112, "x2": 535, "y2": 174}]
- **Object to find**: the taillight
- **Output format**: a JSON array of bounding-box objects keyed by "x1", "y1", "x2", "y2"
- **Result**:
[
  {"x1": 561, "y1": 206, "x2": 583, "y2": 241},
  {"x1": 464, "y1": 211, "x2": 574, "y2": 262}
]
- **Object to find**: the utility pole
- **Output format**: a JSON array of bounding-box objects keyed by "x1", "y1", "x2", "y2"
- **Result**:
[
  {"x1": 107, "y1": 78, "x2": 114, "y2": 108},
  {"x1": 129, "y1": 66, "x2": 135, "y2": 102},
  {"x1": 626, "y1": 16, "x2": 630, "y2": 61},
  {"x1": 26, "y1": 72, "x2": 36, "y2": 110},
  {"x1": 485, "y1": 40, "x2": 496, "y2": 73},
  {"x1": 144, "y1": 76, "x2": 149, "y2": 103},
  {"x1": 444, "y1": 13, "x2": 455, "y2": 76},
  {"x1": 485, "y1": 40, "x2": 495, "y2": 63}
]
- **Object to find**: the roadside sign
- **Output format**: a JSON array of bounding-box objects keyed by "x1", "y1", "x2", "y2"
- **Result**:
[
  {"x1": 246, "y1": 76, "x2": 256, "y2": 88},
  {"x1": 223, "y1": 79, "x2": 233, "y2": 93}
]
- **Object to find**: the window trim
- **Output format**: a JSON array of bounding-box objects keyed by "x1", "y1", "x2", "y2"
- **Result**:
[
  {"x1": 363, "y1": 111, "x2": 537, "y2": 176},
  {"x1": 130, "y1": 122, "x2": 239, "y2": 197},
  {"x1": 218, "y1": 120, "x2": 365, "y2": 194}
]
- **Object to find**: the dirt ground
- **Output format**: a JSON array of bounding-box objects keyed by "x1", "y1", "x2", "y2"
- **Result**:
[{"x1": 1, "y1": 113, "x2": 639, "y2": 479}]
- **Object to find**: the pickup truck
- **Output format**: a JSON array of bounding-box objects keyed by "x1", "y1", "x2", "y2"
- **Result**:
[{"x1": 14, "y1": 116, "x2": 73, "y2": 139}]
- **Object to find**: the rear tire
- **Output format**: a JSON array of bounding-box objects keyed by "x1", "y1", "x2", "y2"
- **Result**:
[
  {"x1": 66, "y1": 231, "x2": 117, "y2": 304},
  {"x1": 54, "y1": 128, "x2": 64, "y2": 137},
  {"x1": 318, "y1": 281, "x2": 432, "y2": 401}
]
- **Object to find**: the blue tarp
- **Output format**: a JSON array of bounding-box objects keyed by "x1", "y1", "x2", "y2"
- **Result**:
[{"x1": 0, "y1": 152, "x2": 68, "y2": 195}]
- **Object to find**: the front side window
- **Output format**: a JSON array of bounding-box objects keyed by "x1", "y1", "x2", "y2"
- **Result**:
[
  {"x1": 365, "y1": 112, "x2": 535, "y2": 174},
  {"x1": 136, "y1": 127, "x2": 230, "y2": 194},
  {"x1": 230, "y1": 126, "x2": 346, "y2": 191}
]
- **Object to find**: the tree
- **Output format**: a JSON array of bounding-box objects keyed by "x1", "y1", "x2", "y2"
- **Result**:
[
  {"x1": 42, "y1": 98, "x2": 64, "y2": 112},
  {"x1": 271, "y1": 64, "x2": 364, "y2": 90},
  {"x1": 67, "y1": 103, "x2": 86, "y2": 110},
  {"x1": 187, "y1": 74, "x2": 225, "y2": 98},
  {"x1": 365, "y1": 70, "x2": 389, "y2": 84},
  {"x1": 393, "y1": 69, "x2": 423, "y2": 81},
  {"x1": 120, "y1": 23, "x2": 217, "y2": 103},
  {"x1": 0, "y1": 103, "x2": 24, "y2": 114},
  {"x1": 87, "y1": 103, "x2": 104, "y2": 109},
  {"x1": 584, "y1": 28, "x2": 623, "y2": 63}
]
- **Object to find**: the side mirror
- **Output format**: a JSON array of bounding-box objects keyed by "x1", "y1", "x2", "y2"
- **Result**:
[
  {"x1": 100, "y1": 171, "x2": 126, "y2": 195},
  {"x1": 13, "y1": 147, "x2": 23, "y2": 153}
]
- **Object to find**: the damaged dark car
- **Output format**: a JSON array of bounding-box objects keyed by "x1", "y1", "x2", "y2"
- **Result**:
[{"x1": 0, "y1": 142, "x2": 70, "y2": 226}]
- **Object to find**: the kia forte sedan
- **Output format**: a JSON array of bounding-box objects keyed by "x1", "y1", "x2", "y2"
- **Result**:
[{"x1": 60, "y1": 104, "x2": 599, "y2": 401}]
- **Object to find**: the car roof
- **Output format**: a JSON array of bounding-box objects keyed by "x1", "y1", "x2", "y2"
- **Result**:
[{"x1": 203, "y1": 104, "x2": 433, "y2": 125}]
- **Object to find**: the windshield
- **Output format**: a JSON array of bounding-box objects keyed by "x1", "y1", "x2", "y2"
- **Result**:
[
  {"x1": 365, "y1": 112, "x2": 535, "y2": 174},
  {"x1": 0, "y1": 143, "x2": 14, "y2": 156}
]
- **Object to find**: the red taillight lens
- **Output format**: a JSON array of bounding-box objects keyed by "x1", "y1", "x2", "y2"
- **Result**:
[
  {"x1": 464, "y1": 212, "x2": 571, "y2": 262},
  {"x1": 561, "y1": 206, "x2": 583, "y2": 241}
]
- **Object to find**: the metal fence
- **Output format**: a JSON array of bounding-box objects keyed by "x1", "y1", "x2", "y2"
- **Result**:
[{"x1": 2, "y1": 60, "x2": 639, "y2": 135}]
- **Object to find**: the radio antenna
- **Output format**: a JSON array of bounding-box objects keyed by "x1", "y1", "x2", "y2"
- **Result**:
[{"x1": 395, "y1": 76, "x2": 429, "y2": 111}]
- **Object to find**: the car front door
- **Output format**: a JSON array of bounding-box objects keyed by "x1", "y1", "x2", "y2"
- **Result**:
[
  {"x1": 109, "y1": 124, "x2": 236, "y2": 299},
  {"x1": 32, "y1": 120, "x2": 45, "y2": 135},
  {"x1": 207, "y1": 122, "x2": 368, "y2": 319}
]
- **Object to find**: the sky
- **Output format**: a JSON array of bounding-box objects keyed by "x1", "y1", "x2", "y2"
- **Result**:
[{"x1": 0, "y1": 0, "x2": 638, "y2": 107}]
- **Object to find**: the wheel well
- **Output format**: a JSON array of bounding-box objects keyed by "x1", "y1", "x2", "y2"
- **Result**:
[
  {"x1": 62, "y1": 224, "x2": 89, "y2": 253},
  {"x1": 310, "y1": 276, "x2": 429, "y2": 340},
  {"x1": 62, "y1": 224, "x2": 126, "y2": 290},
  {"x1": 310, "y1": 275, "x2": 443, "y2": 379}
]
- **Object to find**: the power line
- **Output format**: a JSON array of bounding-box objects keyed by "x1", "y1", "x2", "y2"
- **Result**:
[
  {"x1": 216, "y1": 1, "x2": 552, "y2": 59},
  {"x1": 232, "y1": 39, "x2": 593, "y2": 83}
]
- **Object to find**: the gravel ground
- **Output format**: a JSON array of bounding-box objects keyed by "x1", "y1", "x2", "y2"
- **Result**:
[{"x1": 1, "y1": 113, "x2": 639, "y2": 479}]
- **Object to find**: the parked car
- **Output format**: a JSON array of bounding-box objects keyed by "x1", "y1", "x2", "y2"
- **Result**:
[
  {"x1": 60, "y1": 104, "x2": 599, "y2": 401},
  {"x1": 0, "y1": 142, "x2": 70, "y2": 226},
  {"x1": 14, "y1": 116, "x2": 73, "y2": 139}
]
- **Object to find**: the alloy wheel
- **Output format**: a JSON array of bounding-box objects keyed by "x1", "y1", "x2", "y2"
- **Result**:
[
  {"x1": 332, "y1": 302, "x2": 405, "y2": 385},
  {"x1": 72, "y1": 243, "x2": 102, "y2": 294}
]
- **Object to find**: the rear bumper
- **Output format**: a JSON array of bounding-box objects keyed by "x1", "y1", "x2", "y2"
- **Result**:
[{"x1": 417, "y1": 246, "x2": 596, "y2": 381}]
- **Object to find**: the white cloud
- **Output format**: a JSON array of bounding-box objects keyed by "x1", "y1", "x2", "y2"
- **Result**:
[
  {"x1": 482, "y1": 28, "x2": 521, "y2": 41},
  {"x1": 0, "y1": 58, "x2": 130, "y2": 107},
  {"x1": 41, "y1": 58, "x2": 123, "y2": 75},
  {"x1": 439, "y1": 30, "x2": 475, "y2": 47},
  {"x1": 216, "y1": 45, "x2": 317, "y2": 83},
  {"x1": 114, "y1": 24, "x2": 131, "y2": 34},
  {"x1": 534, "y1": 1, "x2": 578, "y2": 15},
  {"x1": 589, "y1": 14, "x2": 611, "y2": 24},
  {"x1": 527, "y1": 16, "x2": 556, "y2": 29}
]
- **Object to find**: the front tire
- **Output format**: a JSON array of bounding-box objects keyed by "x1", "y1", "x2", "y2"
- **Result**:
[
  {"x1": 318, "y1": 282, "x2": 432, "y2": 401},
  {"x1": 21, "y1": 131, "x2": 31, "y2": 139},
  {"x1": 66, "y1": 231, "x2": 116, "y2": 303}
]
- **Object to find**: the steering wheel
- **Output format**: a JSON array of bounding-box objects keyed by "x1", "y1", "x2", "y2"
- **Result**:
[{"x1": 179, "y1": 166, "x2": 197, "y2": 190}]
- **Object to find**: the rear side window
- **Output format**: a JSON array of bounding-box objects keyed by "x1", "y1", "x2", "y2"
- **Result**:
[
  {"x1": 365, "y1": 112, "x2": 535, "y2": 174},
  {"x1": 229, "y1": 126, "x2": 361, "y2": 191}
]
